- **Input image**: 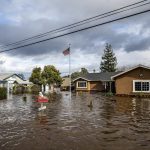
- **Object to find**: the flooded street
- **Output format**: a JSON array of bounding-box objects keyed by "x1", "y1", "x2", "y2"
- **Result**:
[{"x1": 0, "y1": 92, "x2": 150, "y2": 150}]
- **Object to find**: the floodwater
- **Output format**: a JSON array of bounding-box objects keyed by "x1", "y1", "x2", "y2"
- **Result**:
[{"x1": 0, "y1": 93, "x2": 150, "y2": 150}]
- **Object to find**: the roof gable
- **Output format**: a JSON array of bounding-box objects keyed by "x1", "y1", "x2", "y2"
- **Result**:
[
  {"x1": 111, "y1": 64, "x2": 150, "y2": 79},
  {"x1": 0, "y1": 73, "x2": 24, "y2": 81},
  {"x1": 73, "y1": 77, "x2": 90, "y2": 82}
]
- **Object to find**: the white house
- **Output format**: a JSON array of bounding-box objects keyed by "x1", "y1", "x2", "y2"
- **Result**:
[{"x1": 0, "y1": 73, "x2": 33, "y2": 92}]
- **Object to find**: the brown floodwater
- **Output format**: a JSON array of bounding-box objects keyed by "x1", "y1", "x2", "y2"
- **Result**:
[{"x1": 0, "y1": 92, "x2": 150, "y2": 150}]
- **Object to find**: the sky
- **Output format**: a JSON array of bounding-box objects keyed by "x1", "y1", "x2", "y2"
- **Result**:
[{"x1": 0, "y1": 0, "x2": 150, "y2": 77}]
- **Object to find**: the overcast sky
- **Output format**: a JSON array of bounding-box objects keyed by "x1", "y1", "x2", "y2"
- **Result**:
[{"x1": 0, "y1": 0, "x2": 150, "y2": 76}]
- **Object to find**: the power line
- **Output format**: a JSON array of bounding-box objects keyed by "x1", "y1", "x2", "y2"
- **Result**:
[
  {"x1": 0, "y1": 0, "x2": 149, "y2": 49},
  {"x1": 0, "y1": 9, "x2": 149, "y2": 54}
]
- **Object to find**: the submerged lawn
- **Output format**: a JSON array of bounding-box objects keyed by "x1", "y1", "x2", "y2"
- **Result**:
[{"x1": 0, "y1": 92, "x2": 150, "y2": 150}]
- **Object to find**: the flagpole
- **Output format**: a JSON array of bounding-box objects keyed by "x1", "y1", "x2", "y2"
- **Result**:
[{"x1": 69, "y1": 44, "x2": 71, "y2": 99}]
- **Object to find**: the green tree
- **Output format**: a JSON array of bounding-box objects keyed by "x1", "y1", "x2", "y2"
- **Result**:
[
  {"x1": 80, "y1": 68, "x2": 88, "y2": 74},
  {"x1": 71, "y1": 67, "x2": 88, "y2": 79},
  {"x1": 17, "y1": 74, "x2": 25, "y2": 80},
  {"x1": 100, "y1": 43, "x2": 117, "y2": 72},
  {"x1": 41, "y1": 65, "x2": 62, "y2": 87},
  {"x1": 29, "y1": 67, "x2": 42, "y2": 85}
]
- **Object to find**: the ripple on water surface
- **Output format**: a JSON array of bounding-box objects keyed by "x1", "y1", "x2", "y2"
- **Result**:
[{"x1": 0, "y1": 93, "x2": 150, "y2": 150}]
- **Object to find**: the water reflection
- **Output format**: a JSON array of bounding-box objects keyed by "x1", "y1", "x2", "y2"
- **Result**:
[{"x1": 0, "y1": 93, "x2": 150, "y2": 150}]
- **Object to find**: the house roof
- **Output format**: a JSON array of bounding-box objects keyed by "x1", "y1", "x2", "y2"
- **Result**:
[
  {"x1": 111, "y1": 64, "x2": 150, "y2": 79},
  {"x1": 73, "y1": 71, "x2": 122, "y2": 82},
  {"x1": 0, "y1": 73, "x2": 25, "y2": 81},
  {"x1": 15, "y1": 80, "x2": 33, "y2": 85}
]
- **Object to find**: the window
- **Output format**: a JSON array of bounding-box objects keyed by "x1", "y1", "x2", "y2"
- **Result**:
[
  {"x1": 133, "y1": 80, "x2": 150, "y2": 92},
  {"x1": 77, "y1": 81, "x2": 87, "y2": 88}
]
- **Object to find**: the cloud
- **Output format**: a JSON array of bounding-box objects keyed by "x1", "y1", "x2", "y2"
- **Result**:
[
  {"x1": 0, "y1": 60, "x2": 5, "y2": 65},
  {"x1": 0, "y1": 0, "x2": 149, "y2": 73}
]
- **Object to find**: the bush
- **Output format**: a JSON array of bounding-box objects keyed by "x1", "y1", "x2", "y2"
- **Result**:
[
  {"x1": 45, "y1": 92, "x2": 62, "y2": 102},
  {"x1": 0, "y1": 87, "x2": 7, "y2": 100},
  {"x1": 30, "y1": 84, "x2": 41, "y2": 94},
  {"x1": 13, "y1": 85, "x2": 30, "y2": 94},
  {"x1": 105, "y1": 92, "x2": 114, "y2": 97}
]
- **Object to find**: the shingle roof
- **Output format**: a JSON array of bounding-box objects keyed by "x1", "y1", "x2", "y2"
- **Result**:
[
  {"x1": 111, "y1": 64, "x2": 150, "y2": 79},
  {"x1": 15, "y1": 80, "x2": 33, "y2": 85},
  {"x1": 73, "y1": 72, "x2": 122, "y2": 82}
]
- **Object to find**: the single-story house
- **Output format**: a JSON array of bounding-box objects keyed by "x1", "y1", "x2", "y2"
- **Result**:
[
  {"x1": 73, "y1": 72, "x2": 121, "y2": 92},
  {"x1": 0, "y1": 73, "x2": 33, "y2": 92},
  {"x1": 73, "y1": 65, "x2": 150, "y2": 96},
  {"x1": 111, "y1": 64, "x2": 150, "y2": 95}
]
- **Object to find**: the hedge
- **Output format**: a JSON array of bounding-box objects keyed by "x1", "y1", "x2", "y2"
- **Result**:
[{"x1": 0, "y1": 87, "x2": 7, "y2": 100}]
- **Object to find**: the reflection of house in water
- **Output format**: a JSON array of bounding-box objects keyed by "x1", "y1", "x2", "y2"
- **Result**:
[
  {"x1": 115, "y1": 96, "x2": 150, "y2": 119},
  {"x1": 141, "y1": 98, "x2": 150, "y2": 111}
]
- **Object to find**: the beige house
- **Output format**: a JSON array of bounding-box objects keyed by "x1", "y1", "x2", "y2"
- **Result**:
[
  {"x1": 61, "y1": 77, "x2": 71, "y2": 91},
  {"x1": 0, "y1": 73, "x2": 33, "y2": 92},
  {"x1": 73, "y1": 65, "x2": 150, "y2": 96},
  {"x1": 111, "y1": 65, "x2": 150, "y2": 95},
  {"x1": 73, "y1": 72, "x2": 121, "y2": 92}
]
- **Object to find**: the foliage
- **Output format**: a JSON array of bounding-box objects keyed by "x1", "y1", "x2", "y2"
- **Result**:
[
  {"x1": 17, "y1": 74, "x2": 25, "y2": 80},
  {"x1": 30, "y1": 85, "x2": 41, "y2": 94},
  {"x1": 105, "y1": 92, "x2": 114, "y2": 97},
  {"x1": 13, "y1": 85, "x2": 31, "y2": 94},
  {"x1": 71, "y1": 67, "x2": 88, "y2": 79},
  {"x1": 0, "y1": 87, "x2": 7, "y2": 100},
  {"x1": 29, "y1": 66, "x2": 62, "y2": 89},
  {"x1": 45, "y1": 92, "x2": 62, "y2": 102},
  {"x1": 100, "y1": 43, "x2": 117, "y2": 72},
  {"x1": 41, "y1": 65, "x2": 62, "y2": 86},
  {"x1": 29, "y1": 67, "x2": 42, "y2": 85}
]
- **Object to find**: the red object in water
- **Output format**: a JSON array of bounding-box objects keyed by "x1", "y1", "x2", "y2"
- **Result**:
[{"x1": 37, "y1": 96, "x2": 48, "y2": 103}]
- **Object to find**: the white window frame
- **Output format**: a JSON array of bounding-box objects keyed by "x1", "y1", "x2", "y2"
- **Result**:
[
  {"x1": 77, "y1": 81, "x2": 87, "y2": 88},
  {"x1": 133, "y1": 80, "x2": 150, "y2": 93}
]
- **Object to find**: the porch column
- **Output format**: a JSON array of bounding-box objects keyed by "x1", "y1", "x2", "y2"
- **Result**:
[
  {"x1": 109, "y1": 81, "x2": 112, "y2": 93},
  {"x1": 41, "y1": 84, "x2": 44, "y2": 92},
  {"x1": 7, "y1": 81, "x2": 10, "y2": 99},
  {"x1": 104, "y1": 82, "x2": 107, "y2": 92}
]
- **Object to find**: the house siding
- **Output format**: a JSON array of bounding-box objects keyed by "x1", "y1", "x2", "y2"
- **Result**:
[
  {"x1": 90, "y1": 81, "x2": 104, "y2": 91},
  {"x1": 75, "y1": 79, "x2": 104, "y2": 91},
  {"x1": 115, "y1": 67, "x2": 150, "y2": 95}
]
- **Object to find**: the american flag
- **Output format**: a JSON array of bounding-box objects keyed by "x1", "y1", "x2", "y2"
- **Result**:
[{"x1": 63, "y1": 47, "x2": 70, "y2": 56}]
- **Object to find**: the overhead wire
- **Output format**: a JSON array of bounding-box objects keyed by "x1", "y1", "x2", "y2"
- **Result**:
[
  {"x1": 0, "y1": 0, "x2": 149, "y2": 49},
  {"x1": 0, "y1": 8, "x2": 149, "y2": 54}
]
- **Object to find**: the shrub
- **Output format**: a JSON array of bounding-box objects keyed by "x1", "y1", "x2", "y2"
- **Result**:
[
  {"x1": 0, "y1": 87, "x2": 7, "y2": 100},
  {"x1": 13, "y1": 85, "x2": 30, "y2": 94},
  {"x1": 105, "y1": 91, "x2": 114, "y2": 97},
  {"x1": 45, "y1": 92, "x2": 62, "y2": 102},
  {"x1": 30, "y1": 84, "x2": 41, "y2": 94}
]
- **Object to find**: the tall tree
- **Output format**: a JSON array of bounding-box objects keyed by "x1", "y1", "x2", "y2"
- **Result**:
[
  {"x1": 80, "y1": 68, "x2": 88, "y2": 74},
  {"x1": 100, "y1": 43, "x2": 117, "y2": 72},
  {"x1": 71, "y1": 67, "x2": 88, "y2": 79},
  {"x1": 29, "y1": 67, "x2": 42, "y2": 85},
  {"x1": 41, "y1": 65, "x2": 62, "y2": 86},
  {"x1": 17, "y1": 74, "x2": 25, "y2": 80}
]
